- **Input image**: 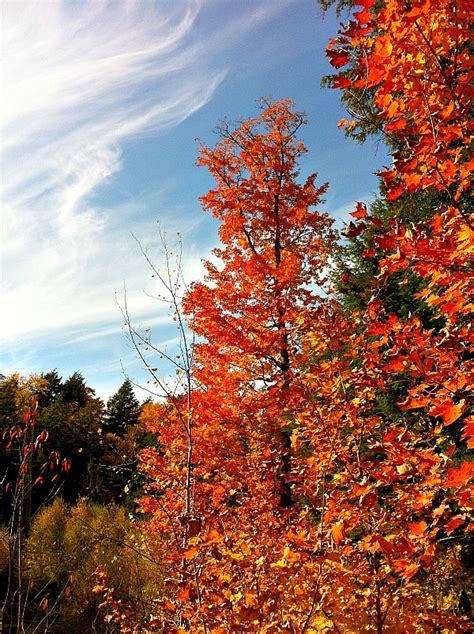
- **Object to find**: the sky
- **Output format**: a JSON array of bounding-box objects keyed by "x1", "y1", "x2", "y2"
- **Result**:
[{"x1": 1, "y1": 0, "x2": 388, "y2": 402}]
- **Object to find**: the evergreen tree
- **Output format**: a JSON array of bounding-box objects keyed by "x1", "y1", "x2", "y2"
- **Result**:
[
  {"x1": 105, "y1": 379, "x2": 140, "y2": 437},
  {"x1": 37, "y1": 369, "x2": 63, "y2": 408},
  {"x1": 61, "y1": 371, "x2": 89, "y2": 408},
  {"x1": 334, "y1": 189, "x2": 447, "y2": 323}
]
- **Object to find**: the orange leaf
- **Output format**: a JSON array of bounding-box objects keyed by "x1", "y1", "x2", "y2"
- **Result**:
[
  {"x1": 385, "y1": 118, "x2": 408, "y2": 132},
  {"x1": 351, "y1": 202, "x2": 368, "y2": 219},
  {"x1": 428, "y1": 399, "x2": 464, "y2": 425},
  {"x1": 398, "y1": 395, "x2": 430, "y2": 410},
  {"x1": 177, "y1": 584, "x2": 192, "y2": 602},
  {"x1": 445, "y1": 516, "x2": 465, "y2": 535},
  {"x1": 445, "y1": 462, "x2": 474, "y2": 487},
  {"x1": 354, "y1": 7, "x2": 373, "y2": 24},
  {"x1": 408, "y1": 520, "x2": 427, "y2": 536},
  {"x1": 331, "y1": 522, "x2": 345, "y2": 546},
  {"x1": 393, "y1": 560, "x2": 420, "y2": 580},
  {"x1": 184, "y1": 546, "x2": 199, "y2": 561}
]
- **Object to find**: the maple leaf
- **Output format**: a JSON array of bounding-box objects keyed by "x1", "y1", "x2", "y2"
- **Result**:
[
  {"x1": 408, "y1": 521, "x2": 427, "y2": 536},
  {"x1": 398, "y1": 395, "x2": 430, "y2": 410},
  {"x1": 428, "y1": 399, "x2": 465, "y2": 426},
  {"x1": 372, "y1": 535, "x2": 394, "y2": 556},
  {"x1": 326, "y1": 46, "x2": 350, "y2": 69},
  {"x1": 445, "y1": 516, "x2": 465, "y2": 535},
  {"x1": 345, "y1": 221, "x2": 366, "y2": 238},
  {"x1": 393, "y1": 560, "x2": 420, "y2": 580},
  {"x1": 354, "y1": 7, "x2": 373, "y2": 24},
  {"x1": 374, "y1": 235, "x2": 396, "y2": 250}
]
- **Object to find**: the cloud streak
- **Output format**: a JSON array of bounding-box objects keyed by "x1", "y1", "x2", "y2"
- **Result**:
[{"x1": 1, "y1": 0, "x2": 228, "y2": 343}]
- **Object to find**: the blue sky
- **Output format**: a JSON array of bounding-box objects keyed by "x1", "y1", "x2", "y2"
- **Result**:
[{"x1": 1, "y1": 0, "x2": 387, "y2": 402}]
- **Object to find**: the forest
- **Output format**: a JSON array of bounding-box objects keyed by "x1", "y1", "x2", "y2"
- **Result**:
[{"x1": 1, "y1": 0, "x2": 472, "y2": 631}]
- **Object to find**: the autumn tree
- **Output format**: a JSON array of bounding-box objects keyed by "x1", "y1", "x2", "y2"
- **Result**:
[
  {"x1": 26, "y1": 498, "x2": 163, "y2": 632},
  {"x1": 36, "y1": 373, "x2": 104, "y2": 503},
  {"x1": 313, "y1": 0, "x2": 473, "y2": 628},
  {"x1": 134, "y1": 99, "x2": 340, "y2": 631},
  {"x1": 133, "y1": 0, "x2": 473, "y2": 626},
  {"x1": 0, "y1": 400, "x2": 71, "y2": 633},
  {"x1": 326, "y1": 0, "x2": 473, "y2": 468},
  {"x1": 183, "y1": 97, "x2": 335, "y2": 508}
]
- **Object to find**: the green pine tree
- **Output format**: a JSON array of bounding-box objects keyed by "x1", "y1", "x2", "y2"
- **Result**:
[{"x1": 105, "y1": 379, "x2": 140, "y2": 437}]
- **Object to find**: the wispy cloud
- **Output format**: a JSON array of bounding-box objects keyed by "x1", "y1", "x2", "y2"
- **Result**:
[{"x1": 0, "y1": 0, "x2": 248, "y2": 346}]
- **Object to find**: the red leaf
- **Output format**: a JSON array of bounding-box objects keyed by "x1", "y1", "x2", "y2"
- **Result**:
[
  {"x1": 385, "y1": 356, "x2": 406, "y2": 372},
  {"x1": 386, "y1": 185, "x2": 405, "y2": 200},
  {"x1": 345, "y1": 221, "x2": 365, "y2": 238},
  {"x1": 333, "y1": 76, "x2": 352, "y2": 89},
  {"x1": 354, "y1": 7, "x2": 373, "y2": 24},
  {"x1": 374, "y1": 535, "x2": 394, "y2": 555},
  {"x1": 350, "y1": 202, "x2": 367, "y2": 219},
  {"x1": 374, "y1": 235, "x2": 396, "y2": 250},
  {"x1": 445, "y1": 517, "x2": 465, "y2": 535},
  {"x1": 369, "y1": 216, "x2": 383, "y2": 228},
  {"x1": 326, "y1": 49, "x2": 350, "y2": 69},
  {"x1": 366, "y1": 322, "x2": 387, "y2": 336},
  {"x1": 461, "y1": 420, "x2": 474, "y2": 447}
]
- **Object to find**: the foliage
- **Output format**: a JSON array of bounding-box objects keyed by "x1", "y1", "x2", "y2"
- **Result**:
[
  {"x1": 0, "y1": 527, "x2": 9, "y2": 575},
  {"x1": 1, "y1": 371, "x2": 105, "y2": 508},
  {"x1": 326, "y1": 0, "x2": 472, "y2": 207},
  {"x1": 0, "y1": 401, "x2": 70, "y2": 632},
  {"x1": 26, "y1": 498, "x2": 164, "y2": 632},
  {"x1": 97, "y1": 419, "x2": 156, "y2": 509},
  {"x1": 127, "y1": 1, "x2": 473, "y2": 627}
]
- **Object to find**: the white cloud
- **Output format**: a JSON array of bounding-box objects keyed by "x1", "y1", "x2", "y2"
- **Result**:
[{"x1": 1, "y1": 0, "x2": 228, "y2": 344}]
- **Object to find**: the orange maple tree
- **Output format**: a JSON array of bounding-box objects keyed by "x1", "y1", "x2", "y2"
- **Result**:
[
  {"x1": 137, "y1": 99, "x2": 340, "y2": 630},
  {"x1": 134, "y1": 103, "x2": 470, "y2": 634},
  {"x1": 326, "y1": 0, "x2": 472, "y2": 471}
]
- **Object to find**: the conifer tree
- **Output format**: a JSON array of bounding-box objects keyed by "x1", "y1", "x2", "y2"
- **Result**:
[{"x1": 105, "y1": 379, "x2": 140, "y2": 437}]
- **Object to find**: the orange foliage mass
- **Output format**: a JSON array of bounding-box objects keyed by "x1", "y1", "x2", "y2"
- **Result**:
[{"x1": 101, "y1": 1, "x2": 472, "y2": 630}]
